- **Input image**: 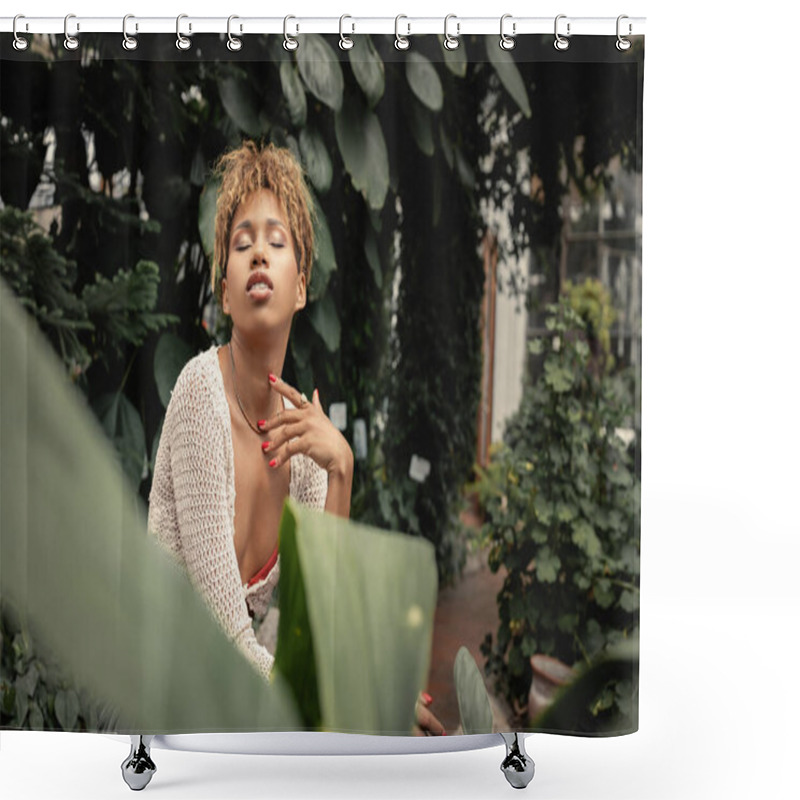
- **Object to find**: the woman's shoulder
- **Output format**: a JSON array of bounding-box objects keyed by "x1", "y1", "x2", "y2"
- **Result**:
[{"x1": 167, "y1": 345, "x2": 225, "y2": 415}]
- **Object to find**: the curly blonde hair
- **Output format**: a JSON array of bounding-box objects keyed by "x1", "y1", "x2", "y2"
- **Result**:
[{"x1": 211, "y1": 140, "x2": 315, "y2": 294}]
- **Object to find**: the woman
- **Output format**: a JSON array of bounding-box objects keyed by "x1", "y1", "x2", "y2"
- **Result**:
[{"x1": 148, "y1": 140, "x2": 443, "y2": 734}]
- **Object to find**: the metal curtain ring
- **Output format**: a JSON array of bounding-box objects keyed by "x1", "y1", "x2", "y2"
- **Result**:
[
  {"x1": 499, "y1": 14, "x2": 516, "y2": 50},
  {"x1": 554, "y1": 14, "x2": 570, "y2": 51},
  {"x1": 283, "y1": 16, "x2": 299, "y2": 51},
  {"x1": 394, "y1": 15, "x2": 410, "y2": 51},
  {"x1": 13, "y1": 14, "x2": 29, "y2": 51},
  {"x1": 616, "y1": 15, "x2": 632, "y2": 51},
  {"x1": 443, "y1": 14, "x2": 460, "y2": 51},
  {"x1": 339, "y1": 15, "x2": 354, "y2": 50},
  {"x1": 176, "y1": 14, "x2": 191, "y2": 51},
  {"x1": 122, "y1": 15, "x2": 138, "y2": 51},
  {"x1": 64, "y1": 13, "x2": 79, "y2": 51},
  {"x1": 227, "y1": 15, "x2": 242, "y2": 51}
]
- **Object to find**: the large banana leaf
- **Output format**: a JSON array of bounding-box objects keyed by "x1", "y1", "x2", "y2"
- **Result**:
[
  {"x1": 275, "y1": 500, "x2": 438, "y2": 735},
  {"x1": 0, "y1": 278, "x2": 300, "y2": 733}
]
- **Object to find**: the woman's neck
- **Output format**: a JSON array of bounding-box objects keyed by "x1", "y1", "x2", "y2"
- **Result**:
[{"x1": 227, "y1": 328, "x2": 287, "y2": 421}]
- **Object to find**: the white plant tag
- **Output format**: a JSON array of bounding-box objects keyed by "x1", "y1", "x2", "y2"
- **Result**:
[
  {"x1": 408, "y1": 454, "x2": 431, "y2": 483},
  {"x1": 353, "y1": 418, "x2": 368, "y2": 460},
  {"x1": 329, "y1": 402, "x2": 347, "y2": 431}
]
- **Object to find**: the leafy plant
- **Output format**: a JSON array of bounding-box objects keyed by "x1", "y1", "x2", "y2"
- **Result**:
[
  {"x1": 275, "y1": 500, "x2": 438, "y2": 734},
  {"x1": 476, "y1": 283, "x2": 640, "y2": 729},
  {"x1": 1, "y1": 282, "x2": 438, "y2": 734},
  {"x1": 454, "y1": 647, "x2": 493, "y2": 735}
]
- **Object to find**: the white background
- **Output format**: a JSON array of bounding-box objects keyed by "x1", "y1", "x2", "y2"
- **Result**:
[{"x1": 3, "y1": 1, "x2": 799, "y2": 798}]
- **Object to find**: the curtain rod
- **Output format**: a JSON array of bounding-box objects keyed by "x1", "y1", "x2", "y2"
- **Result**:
[{"x1": 1, "y1": 16, "x2": 646, "y2": 37}]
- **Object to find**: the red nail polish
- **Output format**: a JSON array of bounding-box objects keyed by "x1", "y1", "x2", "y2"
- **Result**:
[
  {"x1": 261, "y1": 442, "x2": 271, "y2": 452},
  {"x1": 269, "y1": 373, "x2": 277, "y2": 384},
  {"x1": 257, "y1": 420, "x2": 266, "y2": 429},
  {"x1": 422, "y1": 692, "x2": 433, "y2": 705},
  {"x1": 269, "y1": 458, "x2": 277, "y2": 468}
]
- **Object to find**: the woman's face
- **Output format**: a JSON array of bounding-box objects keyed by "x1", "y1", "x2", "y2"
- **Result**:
[{"x1": 221, "y1": 188, "x2": 306, "y2": 333}]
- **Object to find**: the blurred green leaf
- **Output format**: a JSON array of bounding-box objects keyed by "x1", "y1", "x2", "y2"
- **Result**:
[
  {"x1": 535, "y1": 547, "x2": 561, "y2": 584},
  {"x1": 409, "y1": 102, "x2": 435, "y2": 157},
  {"x1": 154, "y1": 332, "x2": 194, "y2": 409},
  {"x1": 275, "y1": 500, "x2": 438, "y2": 733},
  {"x1": 544, "y1": 360, "x2": 574, "y2": 393},
  {"x1": 571, "y1": 520, "x2": 602, "y2": 559},
  {"x1": 406, "y1": 53, "x2": 443, "y2": 112},
  {"x1": 299, "y1": 128, "x2": 333, "y2": 194},
  {"x1": 454, "y1": 647, "x2": 493, "y2": 734},
  {"x1": 218, "y1": 76, "x2": 266, "y2": 137},
  {"x1": 348, "y1": 35, "x2": 385, "y2": 108},
  {"x1": 334, "y1": 94, "x2": 390, "y2": 211},
  {"x1": 54, "y1": 689, "x2": 79, "y2": 731},
  {"x1": 308, "y1": 192, "x2": 337, "y2": 302},
  {"x1": 81, "y1": 261, "x2": 176, "y2": 353},
  {"x1": 0, "y1": 279, "x2": 302, "y2": 733},
  {"x1": 485, "y1": 40, "x2": 532, "y2": 118},
  {"x1": 363, "y1": 227, "x2": 382, "y2": 289},
  {"x1": 92, "y1": 391, "x2": 147, "y2": 486},
  {"x1": 296, "y1": 34, "x2": 344, "y2": 112},
  {"x1": 280, "y1": 61, "x2": 307, "y2": 127},
  {"x1": 531, "y1": 643, "x2": 638, "y2": 733},
  {"x1": 443, "y1": 42, "x2": 468, "y2": 78},
  {"x1": 308, "y1": 292, "x2": 341, "y2": 352}
]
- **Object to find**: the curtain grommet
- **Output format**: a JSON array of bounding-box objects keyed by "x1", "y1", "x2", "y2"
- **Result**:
[
  {"x1": 554, "y1": 14, "x2": 570, "y2": 51},
  {"x1": 283, "y1": 16, "x2": 299, "y2": 51},
  {"x1": 339, "y1": 15, "x2": 354, "y2": 50},
  {"x1": 122, "y1": 14, "x2": 138, "y2": 51},
  {"x1": 394, "y1": 15, "x2": 410, "y2": 51},
  {"x1": 227, "y1": 15, "x2": 242, "y2": 51},
  {"x1": 13, "y1": 14, "x2": 29, "y2": 51},
  {"x1": 616, "y1": 15, "x2": 632, "y2": 51},
  {"x1": 443, "y1": 14, "x2": 460, "y2": 51},
  {"x1": 499, "y1": 14, "x2": 516, "y2": 51},
  {"x1": 176, "y1": 14, "x2": 191, "y2": 51},
  {"x1": 64, "y1": 13, "x2": 79, "y2": 51}
]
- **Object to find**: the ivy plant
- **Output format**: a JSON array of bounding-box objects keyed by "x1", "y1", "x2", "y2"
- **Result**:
[{"x1": 476, "y1": 283, "x2": 640, "y2": 729}]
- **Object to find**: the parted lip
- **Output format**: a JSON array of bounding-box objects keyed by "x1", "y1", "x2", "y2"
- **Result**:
[{"x1": 246, "y1": 270, "x2": 274, "y2": 292}]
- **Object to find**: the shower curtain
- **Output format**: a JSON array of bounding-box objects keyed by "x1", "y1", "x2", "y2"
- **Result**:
[{"x1": 1, "y1": 26, "x2": 643, "y2": 739}]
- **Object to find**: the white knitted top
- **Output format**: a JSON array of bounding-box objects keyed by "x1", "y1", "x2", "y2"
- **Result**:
[{"x1": 148, "y1": 345, "x2": 328, "y2": 680}]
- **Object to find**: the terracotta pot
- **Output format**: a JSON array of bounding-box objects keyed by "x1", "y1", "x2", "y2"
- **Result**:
[{"x1": 527, "y1": 654, "x2": 576, "y2": 721}]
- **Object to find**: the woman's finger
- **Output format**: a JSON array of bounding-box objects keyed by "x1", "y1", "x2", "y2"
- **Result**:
[
  {"x1": 260, "y1": 422, "x2": 305, "y2": 458},
  {"x1": 415, "y1": 704, "x2": 446, "y2": 736},
  {"x1": 258, "y1": 408, "x2": 303, "y2": 434},
  {"x1": 269, "y1": 373, "x2": 309, "y2": 410},
  {"x1": 263, "y1": 435, "x2": 306, "y2": 470}
]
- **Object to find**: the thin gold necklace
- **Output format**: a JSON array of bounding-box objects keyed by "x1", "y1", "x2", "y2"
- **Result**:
[{"x1": 229, "y1": 342, "x2": 273, "y2": 435}]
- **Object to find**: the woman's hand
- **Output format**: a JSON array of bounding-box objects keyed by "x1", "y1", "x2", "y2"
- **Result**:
[
  {"x1": 413, "y1": 692, "x2": 446, "y2": 736},
  {"x1": 259, "y1": 374, "x2": 354, "y2": 480}
]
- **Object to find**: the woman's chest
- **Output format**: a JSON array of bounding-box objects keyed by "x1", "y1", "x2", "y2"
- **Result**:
[{"x1": 229, "y1": 422, "x2": 290, "y2": 576}]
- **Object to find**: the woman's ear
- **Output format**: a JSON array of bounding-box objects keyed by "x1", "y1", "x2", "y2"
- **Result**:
[
  {"x1": 221, "y1": 277, "x2": 230, "y2": 314},
  {"x1": 295, "y1": 271, "x2": 307, "y2": 311}
]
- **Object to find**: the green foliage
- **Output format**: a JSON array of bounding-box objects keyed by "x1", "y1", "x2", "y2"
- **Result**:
[
  {"x1": 476, "y1": 286, "x2": 639, "y2": 729},
  {"x1": 0, "y1": 601, "x2": 119, "y2": 732},
  {"x1": 275, "y1": 500, "x2": 438, "y2": 734},
  {"x1": 454, "y1": 647, "x2": 493, "y2": 735},
  {"x1": 1, "y1": 33, "x2": 641, "y2": 592},
  {"x1": 1, "y1": 287, "x2": 437, "y2": 734},
  {"x1": 0, "y1": 283, "x2": 302, "y2": 732},
  {"x1": 531, "y1": 641, "x2": 638, "y2": 734},
  {"x1": 564, "y1": 278, "x2": 617, "y2": 374}
]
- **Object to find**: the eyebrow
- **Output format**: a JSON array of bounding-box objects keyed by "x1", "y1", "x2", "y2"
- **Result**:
[{"x1": 232, "y1": 218, "x2": 287, "y2": 233}]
